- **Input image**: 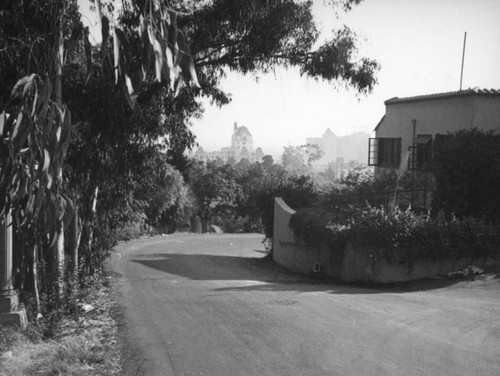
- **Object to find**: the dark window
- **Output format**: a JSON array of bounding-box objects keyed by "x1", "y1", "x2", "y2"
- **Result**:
[
  {"x1": 368, "y1": 138, "x2": 402, "y2": 167},
  {"x1": 408, "y1": 135, "x2": 432, "y2": 170}
]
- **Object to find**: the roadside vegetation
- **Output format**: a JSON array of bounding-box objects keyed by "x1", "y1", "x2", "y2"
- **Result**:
[{"x1": 0, "y1": 276, "x2": 120, "y2": 376}]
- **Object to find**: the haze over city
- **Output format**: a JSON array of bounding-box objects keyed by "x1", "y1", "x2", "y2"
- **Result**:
[{"x1": 191, "y1": 0, "x2": 500, "y2": 159}]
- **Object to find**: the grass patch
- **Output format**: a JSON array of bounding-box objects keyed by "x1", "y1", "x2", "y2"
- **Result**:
[{"x1": 0, "y1": 281, "x2": 121, "y2": 376}]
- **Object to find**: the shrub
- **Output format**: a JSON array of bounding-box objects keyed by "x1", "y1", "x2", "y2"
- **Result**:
[
  {"x1": 290, "y1": 205, "x2": 500, "y2": 269},
  {"x1": 255, "y1": 171, "x2": 316, "y2": 240},
  {"x1": 431, "y1": 129, "x2": 500, "y2": 222},
  {"x1": 289, "y1": 209, "x2": 348, "y2": 264},
  {"x1": 350, "y1": 206, "x2": 500, "y2": 265}
]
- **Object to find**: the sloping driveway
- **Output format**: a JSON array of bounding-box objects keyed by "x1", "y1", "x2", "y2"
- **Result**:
[{"x1": 108, "y1": 233, "x2": 500, "y2": 376}]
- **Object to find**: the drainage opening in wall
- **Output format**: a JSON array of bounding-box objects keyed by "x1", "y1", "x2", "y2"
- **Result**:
[{"x1": 313, "y1": 262, "x2": 321, "y2": 273}]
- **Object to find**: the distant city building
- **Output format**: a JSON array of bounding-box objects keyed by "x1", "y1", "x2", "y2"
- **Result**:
[
  {"x1": 194, "y1": 122, "x2": 265, "y2": 164},
  {"x1": 306, "y1": 128, "x2": 369, "y2": 171}
]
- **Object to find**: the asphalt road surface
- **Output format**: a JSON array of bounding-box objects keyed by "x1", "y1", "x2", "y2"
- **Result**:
[{"x1": 108, "y1": 233, "x2": 500, "y2": 376}]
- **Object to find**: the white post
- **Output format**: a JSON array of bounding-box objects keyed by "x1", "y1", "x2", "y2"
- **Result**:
[
  {"x1": 0, "y1": 213, "x2": 13, "y2": 297},
  {"x1": 0, "y1": 212, "x2": 27, "y2": 328}
]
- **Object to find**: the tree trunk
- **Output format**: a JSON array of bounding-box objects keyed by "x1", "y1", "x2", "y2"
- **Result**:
[
  {"x1": 67, "y1": 208, "x2": 81, "y2": 277},
  {"x1": 50, "y1": 5, "x2": 65, "y2": 292},
  {"x1": 32, "y1": 243, "x2": 40, "y2": 314},
  {"x1": 201, "y1": 217, "x2": 210, "y2": 233},
  {"x1": 190, "y1": 216, "x2": 201, "y2": 233},
  {"x1": 50, "y1": 224, "x2": 65, "y2": 294},
  {"x1": 86, "y1": 186, "x2": 99, "y2": 272}
]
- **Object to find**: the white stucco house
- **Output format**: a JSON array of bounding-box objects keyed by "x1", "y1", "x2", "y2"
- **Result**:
[{"x1": 369, "y1": 88, "x2": 500, "y2": 171}]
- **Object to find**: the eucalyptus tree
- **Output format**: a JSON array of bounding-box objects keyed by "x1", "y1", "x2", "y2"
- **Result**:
[{"x1": 0, "y1": 0, "x2": 202, "y2": 306}]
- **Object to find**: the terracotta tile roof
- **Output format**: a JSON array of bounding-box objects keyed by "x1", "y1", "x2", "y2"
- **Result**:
[{"x1": 385, "y1": 88, "x2": 500, "y2": 105}]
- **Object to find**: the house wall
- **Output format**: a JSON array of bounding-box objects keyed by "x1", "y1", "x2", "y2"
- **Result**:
[
  {"x1": 376, "y1": 95, "x2": 500, "y2": 169},
  {"x1": 472, "y1": 96, "x2": 500, "y2": 131}
]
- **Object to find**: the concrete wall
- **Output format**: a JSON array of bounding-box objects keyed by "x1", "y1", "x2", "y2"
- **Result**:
[
  {"x1": 273, "y1": 198, "x2": 341, "y2": 278},
  {"x1": 273, "y1": 197, "x2": 485, "y2": 284},
  {"x1": 340, "y1": 243, "x2": 474, "y2": 283},
  {"x1": 473, "y1": 96, "x2": 500, "y2": 130}
]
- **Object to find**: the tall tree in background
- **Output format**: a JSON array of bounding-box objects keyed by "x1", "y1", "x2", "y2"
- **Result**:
[
  {"x1": 281, "y1": 145, "x2": 309, "y2": 175},
  {"x1": 189, "y1": 161, "x2": 241, "y2": 232}
]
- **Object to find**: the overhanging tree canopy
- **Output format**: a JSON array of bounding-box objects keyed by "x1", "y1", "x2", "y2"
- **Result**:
[{"x1": 186, "y1": 0, "x2": 378, "y2": 93}]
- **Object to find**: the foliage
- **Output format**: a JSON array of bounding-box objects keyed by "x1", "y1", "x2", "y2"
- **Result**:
[
  {"x1": 431, "y1": 128, "x2": 500, "y2": 222},
  {"x1": 348, "y1": 206, "x2": 500, "y2": 265},
  {"x1": 233, "y1": 161, "x2": 269, "y2": 227},
  {"x1": 138, "y1": 153, "x2": 191, "y2": 233},
  {"x1": 211, "y1": 214, "x2": 262, "y2": 234},
  {"x1": 322, "y1": 167, "x2": 395, "y2": 221},
  {"x1": 289, "y1": 205, "x2": 500, "y2": 270},
  {"x1": 185, "y1": 0, "x2": 379, "y2": 94},
  {"x1": 303, "y1": 143, "x2": 324, "y2": 166},
  {"x1": 185, "y1": 157, "x2": 317, "y2": 236},
  {"x1": 0, "y1": 0, "x2": 204, "y2": 309},
  {"x1": 0, "y1": 0, "x2": 81, "y2": 106},
  {"x1": 0, "y1": 75, "x2": 73, "y2": 241},
  {"x1": 254, "y1": 169, "x2": 317, "y2": 240},
  {"x1": 1, "y1": 279, "x2": 121, "y2": 376},
  {"x1": 188, "y1": 161, "x2": 242, "y2": 232},
  {"x1": 281, "y1": 145, "x2": 309, "y2": 175},
  {"x1": 280, "y1": 143, "x2": 326, "y2": 176},
  {"x1": 289, "y1": 208, "x2": 348, "y2": 264}
]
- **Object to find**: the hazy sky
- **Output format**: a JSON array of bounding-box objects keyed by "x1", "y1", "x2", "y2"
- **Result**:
[{"x1": 190, "y1": 0, "x2": 500, "y2": 158}]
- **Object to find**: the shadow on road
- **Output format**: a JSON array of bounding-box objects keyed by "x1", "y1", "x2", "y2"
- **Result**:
[{"x1": 130, "y1": 252, "x2": 477, "y2": 295}]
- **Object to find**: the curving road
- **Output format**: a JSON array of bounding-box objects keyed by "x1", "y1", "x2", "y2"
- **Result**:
[{"x1": 108, "y1": 233, "x2": 500, "y2": 376}]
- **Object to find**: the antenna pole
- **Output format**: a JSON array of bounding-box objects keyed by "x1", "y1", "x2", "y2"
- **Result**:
[{"x1": 460, "y1": 32, "x2": 467, "y2": 91}]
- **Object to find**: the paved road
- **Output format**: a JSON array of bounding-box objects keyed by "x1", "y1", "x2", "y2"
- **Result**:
[{"x1": 108, "y1": 233, "x2": 500, "y2": 376}]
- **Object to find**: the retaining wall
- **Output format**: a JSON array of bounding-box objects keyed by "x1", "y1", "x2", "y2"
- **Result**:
[{"x1": 272, "y1": 197, "x2": 483, "y2": 283}]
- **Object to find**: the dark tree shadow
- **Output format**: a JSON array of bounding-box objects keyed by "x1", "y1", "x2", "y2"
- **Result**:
[{"x1": 128, "y1": 252, "x2": 495, "y2": 295}]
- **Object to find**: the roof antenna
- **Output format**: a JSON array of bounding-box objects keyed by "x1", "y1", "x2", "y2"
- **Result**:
[{"x1": 460, "y1": 32, "x2": 467, "y2": 91}]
